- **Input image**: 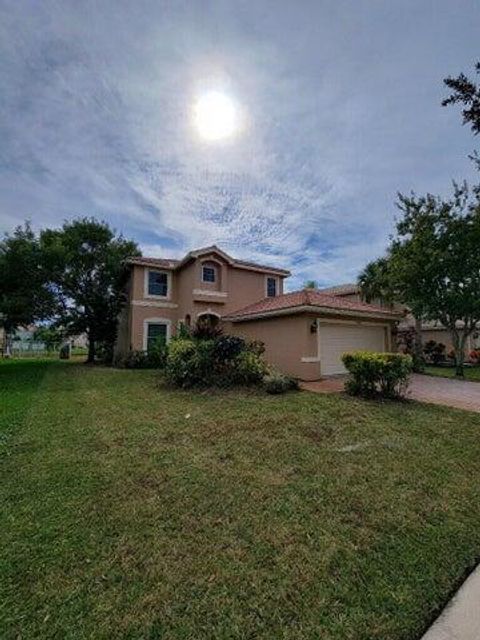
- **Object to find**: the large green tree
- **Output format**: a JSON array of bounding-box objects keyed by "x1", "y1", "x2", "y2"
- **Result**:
[
  {"x1": 0, "y1": 224, "x2": 57, "y2": 349},
  {"x1": 359, "y1": 183, "x2": 480, "y2": 377},
  {"x1": 34, "y1": 325, "x2": 66, "y2": 351},
  {"x1": 41, "y1": 218, "x2": 139, "y2": 363},
  {"x1": 443, "y1": 61, "x2": 480, "y2": 136}
]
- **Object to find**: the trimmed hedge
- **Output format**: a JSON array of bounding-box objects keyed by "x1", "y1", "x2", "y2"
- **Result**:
[{"x1": 342, "y1": 351, "x2": 413, "y2": 399}]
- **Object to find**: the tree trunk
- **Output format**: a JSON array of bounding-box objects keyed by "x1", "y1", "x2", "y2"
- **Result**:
[
  {"x1": 451, "y1": 329, "x2": 466, "y2": 378},
  {"x1": 86, "y1": 335, "x2": 95, "y2": 363},
  {"x1": 414, "y1": 317, "x2": 424, "y2": 371}
]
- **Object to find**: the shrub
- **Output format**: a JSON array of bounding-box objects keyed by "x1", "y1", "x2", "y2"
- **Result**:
[
  {"x1": 191, "y1": 339, "x2": 216, "y2": 384},
  {"x1": 165, "y1": 338, "x2": 208, "y2": 388},
  {"x1": 395, "y1": 327, "x2": 425, "y2": 372},
  {"x1": 246, "y1": 339, "x2": 265, "y2": 356},
  {"x1": 423, "y1": 340, "x2": 446, "y2": 365},
  {"x1": 469, "y1": 349, "x2": 480, "y2": 364},
  {"x1": 122, "y1": 346, "x2": 167, "y2": 370},
  {"x1": 121, "y1": 351, "x2": 150, "y2": 369},
  {"x1": 191, "y1": 318, "x2": 222, "y2": 340},
  {"x1": 212, "y1": 335, "x2": 246, "y2": 362},
  {"x1": 164, "y1": 334, "x2": 268, "y2": 389},
  {"x1": 230, "y1": 350, "x2": 268, "y2": 385},
  {"x1": 175, "y1": 323, "x2": 192, "y2": 340},
  {"x1": 96, "y1": 341, "x2": 114, "y2": 364},
  {"x1": 342, "y1": 351, "x2": 413, "y2": 399},
  {"x1": 117, "y1": 336, "x2": 167, "y2": 369},
  {"x1": 263, "y1": 371, "x2": 299, "y2": 394}
]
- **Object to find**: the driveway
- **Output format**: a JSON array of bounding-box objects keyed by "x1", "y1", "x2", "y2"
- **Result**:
[{"x1": 302, "y1": 374, "x2": 480, "y2": 413}]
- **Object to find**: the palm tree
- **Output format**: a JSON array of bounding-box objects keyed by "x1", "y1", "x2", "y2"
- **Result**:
[{"x1": 359, "y1": 258, "x2": 423, "y2": 367}]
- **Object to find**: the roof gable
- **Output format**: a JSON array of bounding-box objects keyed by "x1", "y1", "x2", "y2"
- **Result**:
[
  {"x1": 178, "y1": 245, "x2": 234, "y2": 268},
  {"x1": 126, "y1": 245, "x2": 290, "y2": 276}
]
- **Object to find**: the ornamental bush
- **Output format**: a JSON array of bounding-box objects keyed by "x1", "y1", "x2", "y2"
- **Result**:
[
  {"x1": 341, "y1": 351, "x2": 413, "y2": 399},
  {"x1": 212, "y1": 335, "x2": 246, "y2": 362},
  {"x1": 469, "y1": 349, "x2": 480, "y2": 364},
  {"x1": 423, "y1": 340, "x2": 446, "y2": 365},
  {"x1": 230, "y1": 350, "x2": 268, "y2": 385},
  {"x1": 263, "y1": 371, "x2": 299, "y2": 394},
  {"x1": 165, "y1": 334, "x2": 268, "y2": 389},
  {"x1": 165, "y1": 338, "x2": 211, "y2": 387},
  {"x1": 117, "y1": 338, "x2": 167, "y2": 369}
]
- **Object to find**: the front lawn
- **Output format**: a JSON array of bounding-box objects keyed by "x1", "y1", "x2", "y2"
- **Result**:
[
  {"x1": 1, "y1": 360, "x2": 480, "y2": 639},
  {"x1": 425, "y1": 365, "x2": 480, "y2": 382}
]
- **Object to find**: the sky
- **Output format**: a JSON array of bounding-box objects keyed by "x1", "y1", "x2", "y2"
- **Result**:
[{"x1": 1, "y1": 0, "x2": 479, "y2": 289}]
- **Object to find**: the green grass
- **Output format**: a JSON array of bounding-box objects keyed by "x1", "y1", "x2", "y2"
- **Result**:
[
  {"x1": 1, "y1": 360, "x2": 480, "y2": 639},
  {"x1": 425, "y1": 365, "x2": 480, "y2": 382}
]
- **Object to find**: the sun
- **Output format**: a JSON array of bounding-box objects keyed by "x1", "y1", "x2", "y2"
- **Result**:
[{"x1": 193, "y1": 91, "x2": 239, "y2": 141}]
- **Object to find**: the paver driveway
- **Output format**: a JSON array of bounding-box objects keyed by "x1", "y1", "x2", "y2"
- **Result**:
[{"x1": 302, "y1": 374, "x2": 480, "y2": 413}]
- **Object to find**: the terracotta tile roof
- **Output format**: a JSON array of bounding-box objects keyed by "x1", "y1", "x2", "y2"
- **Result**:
[
  {"x1": 317, "y1": 283, "x2": 359, "y2": 296},
  {"x1": 226, "y1": 289, "x2": 402, "y2": 321},
  {"x1": 233, "y1": 258, "x2": 290, "y2": 275},
  {"x1": 126, "y1": 246, "x2": 290, "y2": 275}
]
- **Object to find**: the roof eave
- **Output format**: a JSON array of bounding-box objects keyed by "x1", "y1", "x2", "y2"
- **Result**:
[
  {"x1": 233, "y1": 263, "x2": 291, "y2": 276},
  {"x1": 225, "y1": 304, "x2": 401, "y2": 323},
  {"x1": 125, "y1": 258, "x2": 178, "y2": 270},
  {"x1": 128, "y1": 252, "x2": 290, "y2": 276}
]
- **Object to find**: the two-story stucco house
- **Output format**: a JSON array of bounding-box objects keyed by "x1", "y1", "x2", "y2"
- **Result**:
[{"x1": 115, "y1": 245, "x2": 401, "y2": 380}]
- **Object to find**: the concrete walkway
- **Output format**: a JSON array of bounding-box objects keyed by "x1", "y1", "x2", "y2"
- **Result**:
[
  {"x1": 421, "y1": 565, "x2": 480, "y2": 640},
  {"x1": 302, "y1": 374, "x2": 480, "y2": 413}
]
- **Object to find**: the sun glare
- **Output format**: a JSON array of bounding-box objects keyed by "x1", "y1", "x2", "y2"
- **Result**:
[{"x1": 193, "y1": 91, "x2": 239, "y2": 141}]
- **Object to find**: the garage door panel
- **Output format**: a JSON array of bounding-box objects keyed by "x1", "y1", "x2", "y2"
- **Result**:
[{"x1": 320, "y1": 324, "x2": 385, "y2": 375}]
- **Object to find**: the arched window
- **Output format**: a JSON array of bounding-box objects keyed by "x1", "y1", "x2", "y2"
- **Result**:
[{"x1": 197, "y1": 312, "x2": 220, "y2": 327}]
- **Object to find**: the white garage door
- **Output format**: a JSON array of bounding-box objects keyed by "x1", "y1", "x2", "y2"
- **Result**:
[{"x1": 319, "y1": 323, "x2": 386, "y2": 375}]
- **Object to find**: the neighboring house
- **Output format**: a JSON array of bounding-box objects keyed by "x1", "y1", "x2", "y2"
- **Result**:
[
  {"x1": 115, "y1": 246, "x2": 400, "y2": 380},
  {"x1": 0, "y1": 325, "x2": 88, "y2": 357},
  {"x1": 7, "y1": 325, "x2": 46, "y2": 355},
  {"x1": 317, "y1": 283, "x2": 480, "y2": 354}
]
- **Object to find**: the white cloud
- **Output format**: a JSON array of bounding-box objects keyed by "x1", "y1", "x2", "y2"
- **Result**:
[{"x1": 0, "y1": 0, "x2": 479, "y2": 285}]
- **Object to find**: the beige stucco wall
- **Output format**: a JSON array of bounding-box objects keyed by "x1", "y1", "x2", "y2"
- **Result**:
[
  {"x1": 132, "y1": 258, "x2": 284, "y2": 314},
  {"x1": 421, "y1": 329, "x2": 452, "y2": 351},
  {"x1": 129, "y1": 306, "x2": 178, "y2": 351},
  {"x1": 421, "y1": 328, "x2": 478, "y2": 354},
  {"x1": 228, "y1": 313, "x2": 395, "y2": 381},
  {"x1": 117, "y1": 254, "x2": 288, "y2": 356},
  {"x1": 227, "y1": 313, "x2": 320, "y2": 380},
  {"x1": 119, "y1": 266, "x2": 397, "y2": 379}
]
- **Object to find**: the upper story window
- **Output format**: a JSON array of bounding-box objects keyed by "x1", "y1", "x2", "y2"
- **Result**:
[
  {"x1": 148, "y1": 270, "x2": 168, "y2": 297},
  {"x1": 267, "y1": 277, "x2": 277, "y2": 297},
  {"x1": 202, "y1": 263, "x2": 216, "y2": 283}
]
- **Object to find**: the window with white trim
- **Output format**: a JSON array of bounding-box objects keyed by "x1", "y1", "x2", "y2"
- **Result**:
[
  {"x1": 267, "y1": 277, "x2": 277, "y2": 297},
  {"x1": 146, "y1": 323, "x2": 167, "y2": 352},
  {"x1": 202, "y1": 264, "x2": 216, "y2": 283},
  {"x1": 148, "y1": 270, "x2": 168, "y2": 296}
]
